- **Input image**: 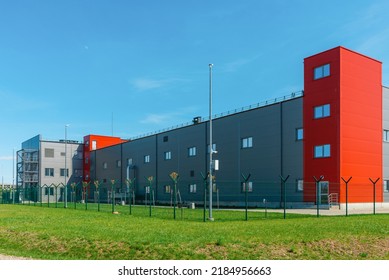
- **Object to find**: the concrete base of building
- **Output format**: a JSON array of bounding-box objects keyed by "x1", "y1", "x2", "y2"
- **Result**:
[{"x1": 338, "y1": 202, "x2": 389, "y2": 210}]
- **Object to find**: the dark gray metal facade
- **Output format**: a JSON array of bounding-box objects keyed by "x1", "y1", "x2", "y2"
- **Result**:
[{"x1": 90, "y1": 96, "x2": 304, "y2": 207}]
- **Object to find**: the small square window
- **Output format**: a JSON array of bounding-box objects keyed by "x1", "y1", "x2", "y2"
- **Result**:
[
  {"x1": 242, "y1": 137, "x2": 253, "y2": 149},
  {"x1": 241, "y1": 181, "x2": 253, "y2": 192},
  {"x1": 144, "y1": 155, "x2": 150, "y2": 163},
  {"x1": 296, "y1": 179, "x2": 304, "y2": 192},
  {"x1": 188, "y1": 147, "x2": 196, "y2": 157},
  {"x1": 383, "y1": 130, "x2": 389, "y2": 142},
  {"x1": 45, "y1": 168, "x2": 54, "y2": 177},
  {"x1": 296, "y1": 128, "x2": 303, "y2": 141},
  {"x1": 314, "y1": 144, "x2": 331, "y2": 158},
  {"x1": 189, "y1": 184, "x2": 197, "y2": 193},
  {"x1": 314, "y1": 64, "x2": 330, "y2": 80},
  {"x1": 314, "y1": 104, "x2": 330, "y2": 119},
  {"x1": 164, "y1": 151, "x2": 172, "y2": 160},
  {"x1": 60, "y1": 168, "x2": 69, "y2": 177},
  {"x1": 163, "y1": 136, "x2": 168, "y2": 142}
]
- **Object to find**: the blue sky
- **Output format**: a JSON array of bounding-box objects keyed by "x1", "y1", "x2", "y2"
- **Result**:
[{"x1": 1, "y1": 0, "x2": 389, "y2": 183}]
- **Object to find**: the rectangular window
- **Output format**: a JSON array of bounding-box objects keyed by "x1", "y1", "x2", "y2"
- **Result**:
[
  {"x1": 189, "y1": 184, "x2": 197, "y2": 193},
  {"x1": 314, "y1": 104, "x2": 330, "y2": 119},
  {"x1": 314, "y1": 63, "x2": 330, "y2": 80},
  {"x1": 296, "y1": 179, "x2": 304, "y2": 192},
  {"x1": 190, "y1": 170, "x2": 195, "y2": 177},
  {"x1": 163, "y1": 136, "x2": 168, "y2": 142},
  {"x1": 314, "y1": 144, "x2": 331, "y2": 158},
  {"x1": 92, "y1": 140, "x2": 97, "y2": 150},
  {"x1": 384, "y1": 180, "x2": 389, "y2": 192},
  {"x1": 145, "y1": 186, "x2": 150, "y2": 194},
  {"x1": 44, "y1": 148, "x2": 54, "y2": 158},
  {"x1": 103, "y1": 162, "x2": 107, "y2": 169},
  {"x1": 60, "y1": 168, "x2": 69, "y2": 177},
  {"x1": 383, "y1": 130, "x2": 389, "y2": 142},
  {"x1": 45, "y1": 187, "x2": 54, "y2": 195},
  {"x1": 296, "y1": 128, "x2": 303, "y2": 141},
  {"x1": 242, "y1": 137, "x2": 253, "y2": 148},
  {"x1": 85, "y1": 157, "x2": 89, "y2": 164},
  {"x1": 208, "y1": 143, "x2": 217, "y2": 153},
  {"x1": 45, "y1": 168, "x2": 54, "y2": 177},
  {"x1": 144, "y1": 155, "x2": 150, "y2": 163},
  {"x1": 60, "y1": 152, "x2": 66, "y2": 156},
  {"x1": 164, "y1": 151, "x2": 172, "y2": 160},
  {"x1": 164, "y1": 185, "x2": 171, "y2": 193},
  {"x1": 188, "y1": 147, "x2": 196, "y2": 157},
  {"x1": 116, "y1": 160, "x2": 121, "y2": 168},
  {"x1": 241, "y1": 181, "x2": 253, "y2": 192}
]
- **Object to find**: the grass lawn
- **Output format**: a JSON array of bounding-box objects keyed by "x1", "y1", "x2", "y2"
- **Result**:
[{"x1": 0, "y1": 204, "x2": 388, "y2": 260}]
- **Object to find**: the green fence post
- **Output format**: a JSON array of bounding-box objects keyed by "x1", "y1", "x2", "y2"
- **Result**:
[
  {"x1": 94, "y1": 180, "x2": 101, "y2": 212},
  {"x1": 201, "y1": 172, "x2": 208, "y2": 222},
  {"x1": 125, "y1": 178, "x2": 135, "y2": 215},
  {"x1": 169, "y1": 172, "x2": 179, "y2": 220},
  {"x1": 241, "y1": 173, "x2": 251, "y2": 221},
  {"x1": 111, "y1": 180, "x2": 116, "y2": 213},
  {"x1": 369, "y1": 178, "x2": 380, "y2": 215},
  {"x1": 341, "y1": 177, "x2": 352, "y2": 216},
  {"x1": 145, "y1": 176, "x2": 154, "y2": 217},
  {"x1": 313, "y1": 176, "x2": 324, "y2": 218},
  {"x1": 279, "y1": 175, "x2": 290, "y2": 219}
]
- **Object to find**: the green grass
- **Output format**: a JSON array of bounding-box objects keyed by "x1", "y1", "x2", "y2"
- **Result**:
[{"x1": 0, "y1": 204, "x2": 388, "y2": 260}]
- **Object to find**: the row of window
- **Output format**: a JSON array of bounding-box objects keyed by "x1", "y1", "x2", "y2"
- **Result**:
[
  {"x1": 44, "y1": 148, "x2": 83, "y2": 159},
  {"x1": 44, "y1": 168, "x2": 69, "y2": 177}
]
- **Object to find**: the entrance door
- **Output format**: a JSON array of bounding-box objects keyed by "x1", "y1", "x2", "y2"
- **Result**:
[{"x1": 318, "y1": 181, "x2": 329, "y2": 204}]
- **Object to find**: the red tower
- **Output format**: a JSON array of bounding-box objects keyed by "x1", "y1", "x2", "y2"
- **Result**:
[
  {"x1": 303, "y1": 46, "x2": 382, "y2": 204},
  {"x1": 83, "y1": 135, "x2": 127, "y2": 182}
]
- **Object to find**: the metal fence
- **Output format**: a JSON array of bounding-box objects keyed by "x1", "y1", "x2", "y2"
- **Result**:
[{"x1": 1, "y1": 175, "x2": 388, "y2": 221}]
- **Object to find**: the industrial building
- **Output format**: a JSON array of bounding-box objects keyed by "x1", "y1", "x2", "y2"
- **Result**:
[{"x1": 15, "y1": 46, "x2": 389, "y2": 208}]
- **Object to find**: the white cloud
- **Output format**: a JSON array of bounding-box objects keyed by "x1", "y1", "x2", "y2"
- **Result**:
[
  {"x1": 140, "y1": 113, "x2": 171, "y2": 124},
  {"x1": 131, "y1": 78, "x2": 166, "y2": 91},
  {"x1": 222, "y1": 54, "x2": 261, "y2": 73},
  {"x1": 0, "y1": 156, "x2": 13, "y2": 161}
]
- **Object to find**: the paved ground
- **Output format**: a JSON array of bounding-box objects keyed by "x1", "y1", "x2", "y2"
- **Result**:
[
  {"x1": 0, "y1": 254, "x2": 33, "y2": 260},
  {"x1": 264, "y1": 207, "x2": 389, "y2": 216}
]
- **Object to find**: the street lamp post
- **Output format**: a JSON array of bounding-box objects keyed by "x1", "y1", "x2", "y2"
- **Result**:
[
  {"x1": 64, "y1": 124, "x2": 69, "y2": 208},
  {"x1": 208, "y1": 63, "x2": 214, "y2": 221}
]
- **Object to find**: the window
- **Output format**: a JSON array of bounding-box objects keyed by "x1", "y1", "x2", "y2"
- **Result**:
[
  {"x1": 85, "y1": 157, "x2": 89, "y2": 164},
  {"x1": 189, "y1": 184, "x2": 197, "y2": 193},
  {"x1": 208, "y1": 143, "x2": 217, "y2": 153},
  {"x1": 164, "y1": 185, "x2": 171, "y2": 193},
  {"x1": 45, "y1": 168, "x2": 54, "y2": 177},
  {"x1": 60, "y1": 168, "x2": 69, "y2": 177},
  {"x1": 314, "y1": 63, "x2": 330, "y2": 80},
  {"x1": 60, "y1": 152, "x2": 66, "y2": 156},
  {"x1": 103, "y1": 162, "x2": 107, "y2": 169},
  {"x1": 92, "y1": 140, "x2": 97, "y2": 150},
  {"x1": 164, "y1": 151, "x2": 171, "y2": 160},
  {"x1": 314, "y1": 144, "x2": 331, "y2": 158},
  {"x1": 190, "y1": 170, "x2": 195, "y2": 177},
  {"x1": 241, "y1": 181, "x2": 253, "y2": 192},
  {"x1": 163, "y1": 136, "x2": 168, "y2": 142},
  {"x1": 145, "y1": 186, "x2": 150, "y2": 194},
  {"x1": 45, "y1": 187, "x2": 54, "y2": 195},
  {"x1": 384, "y1": 130, "x2": 389, "y2": 142},
  {"x1": 116, "y1": 160, "x2": 121, "y2": 168},
  {"x1": 242, "y1": 137, "x2": 253, "y2": 148},
  {"x1": 383, "y1": 180, "x2": 389, "y2": 192},
  {"x1": 144, "y1": 155, "x2": 150, "y2": 163},
  {"x1": 296, "y1": 179, "x2": 304, "y2": 192},
  {"x1": 44, "y1": 148, "x2": 54, "y2": 158},
  {"x1": 188, "y1": 147, "x2": 196, "y2": 157},
  {"x1": 296, "y1": 128, "x2": 303, "y2": 141},
  {"x1": 127, "y1": 158, "x2": 133, "y2": 166},
  {"x1": 314, "y1": 104, "x2": 330, "y2": 119}
]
